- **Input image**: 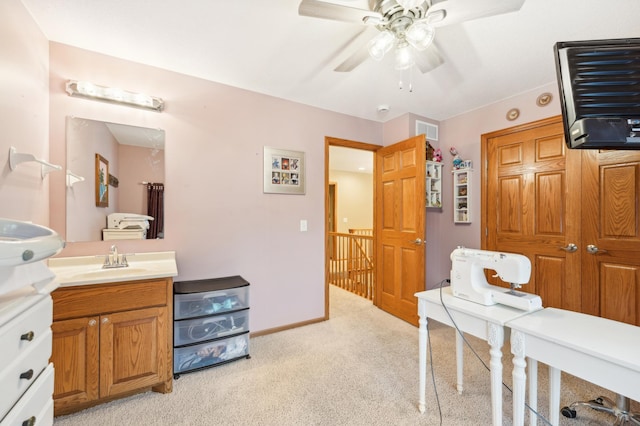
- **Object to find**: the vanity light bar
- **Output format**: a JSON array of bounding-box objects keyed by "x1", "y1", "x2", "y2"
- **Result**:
[{"x1": 65, "y1": 80, "x2": 164, "y2": 112}]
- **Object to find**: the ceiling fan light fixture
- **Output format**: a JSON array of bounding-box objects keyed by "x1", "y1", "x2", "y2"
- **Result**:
[
  {"x1": 396, "y1": 0, "x2": 423, "y2": 12},
  {"x1": 367, "y1": 30, "x2": 395, "y2": 61},
  {"x1": 405, "y1": 21, "x2": 435, "y2": 51},
  {"x1": 394, "y1": 41, "x2": 415, "y2": 70}
]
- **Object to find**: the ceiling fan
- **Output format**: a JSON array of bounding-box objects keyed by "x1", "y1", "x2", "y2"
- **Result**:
[{"x1": 298, "y1": 0, "x2": 525, "y2": 73}]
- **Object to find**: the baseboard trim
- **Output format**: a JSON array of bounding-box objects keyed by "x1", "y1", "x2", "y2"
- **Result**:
[{"x1": 250, "y1": 316, "x2": 327, "y2": 338}]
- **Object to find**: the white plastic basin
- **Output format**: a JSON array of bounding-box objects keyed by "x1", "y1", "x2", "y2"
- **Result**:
[{"x1": 0, "y1": 219, "x2": 65, "y2": 267}]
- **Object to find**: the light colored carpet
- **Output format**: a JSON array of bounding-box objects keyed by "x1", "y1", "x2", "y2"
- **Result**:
[{"x1": 54, "y1": 285, "x2": 637, "y2": 425}]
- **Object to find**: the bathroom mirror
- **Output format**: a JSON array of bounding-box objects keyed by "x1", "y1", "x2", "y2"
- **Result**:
[{"x1": 66, "y1": 117, "x2": 165, "y2": 242}]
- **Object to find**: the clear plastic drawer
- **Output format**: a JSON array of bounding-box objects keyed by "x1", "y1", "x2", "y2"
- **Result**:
[
  {"x1": 174, "y1": 286, "x2": 249, "y2": 320},
  {"x1": 174, "y1": 333, "x2": 249, "y2": 373},
  {"x1": 174, "y1": 309, "x2": 249, "y2": 346}
]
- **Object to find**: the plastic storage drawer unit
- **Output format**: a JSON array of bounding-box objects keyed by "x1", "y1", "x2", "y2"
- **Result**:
[
  {"x1": 174, "y1": 277, "x2": 249, "y2": 320},
  {"x1": 174, "y1": 332, "x2": 249, "y2": 374},
  {"x1": 174, "y1": 309, "x2": 249, "y2": 346},
  {"x1": 173, "y1": 276, "x2": 250, "y2": 377}
]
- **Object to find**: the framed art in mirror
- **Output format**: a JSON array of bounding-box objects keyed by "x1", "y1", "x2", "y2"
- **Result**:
[
  {"x1": 95, "y1": 153, "x2": 109, "y2": 207},
  {"x1": 263, "y1": 147, "x2": 305, "y2": 195}
]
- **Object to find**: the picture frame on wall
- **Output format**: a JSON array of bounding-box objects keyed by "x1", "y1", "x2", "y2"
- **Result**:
[
  {"x1": 263, "y1": 147, "x2": 305, "y2": 195},
  {"x1": 95, "y1": 153, "x2": 109, "y2": 207}
]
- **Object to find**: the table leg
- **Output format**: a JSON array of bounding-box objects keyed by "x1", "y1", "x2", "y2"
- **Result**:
[
  {"x1": 528, "y1": 359, "x2": 537, "y2": 426},
  {"x1": 488, "y1": 323, "x2": 504, "y2": 426},
  {"x1": 548, "y1": 367, "x2": 561, "y2": 425},
  {"x1": 418, "y1": 302, "x2": 428, "y2": 414},
  {"x1": 456, "y1": 330, "x2": 464, "y2": 394},
  {"x1": 511, "y1": 330, "x2": 527, "y2": 426}
]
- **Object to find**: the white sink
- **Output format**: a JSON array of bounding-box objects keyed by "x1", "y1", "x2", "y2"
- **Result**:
[
  {"x1": 0, "y1": 219, "x2": 65, "y2": 267},
  {"x1": 48, "y1": 251, "x2": 178, "y2": 287}
]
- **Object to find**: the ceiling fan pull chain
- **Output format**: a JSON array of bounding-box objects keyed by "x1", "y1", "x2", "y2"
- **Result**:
[{"x1": 409, "y1": 67, "x2": 414, "y2": 92}]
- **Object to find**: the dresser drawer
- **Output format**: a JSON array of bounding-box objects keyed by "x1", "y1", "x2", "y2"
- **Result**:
[
  {"x1": 0, "y1": 363, "x2": 54, "y2": 426},
  {"x1": 174, "y1": 309, "x2": 249, "y2": 346},
  {"x1": 0, "y1": 328, "x2": 52, "y2": 420},
  {"x1": 174, "y1": 286, "x2": 249, "y2": 320},
  {"x1": 0, "y1": 296, "x2": 51, "y2": 370},
  {"x1": 174, "y1": 332, "x2": 249, "y2": 373},
  {"x1": 52, "y1": 279, "x2": 169, "y2": 320}
]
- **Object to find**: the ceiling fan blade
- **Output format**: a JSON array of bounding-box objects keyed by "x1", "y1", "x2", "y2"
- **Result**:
[
  {"x1": 334, "y1": 47, "x2": 370, "y2": 72},
  {"x1": 427, "y1": 0, "x2": 525, "y2": 28},
  {"x1": 333, "y1": 28, "x2": 377, "y2": 72},
  {"x1": 414, "y1": 43, "x2": 445, "y2": 73},
  {"x1": 298, "y1": 0, "x2": 382, "y2": 24}
]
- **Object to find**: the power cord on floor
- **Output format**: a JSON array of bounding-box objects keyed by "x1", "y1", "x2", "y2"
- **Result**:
[
  {"x1": 427, "y1": 325, "x2": 443, "y2": 426},
  {"x1": 425, "y1": 278, "x2": 552, "y2": 426}
]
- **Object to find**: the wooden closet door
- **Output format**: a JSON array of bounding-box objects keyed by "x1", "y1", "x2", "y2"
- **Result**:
[
  {"x1": 582, "y1": 149, "x2": 640, "y2": 325},
  {"x1": 483, "y1": 117, "x2": 582, "y2": 311}
]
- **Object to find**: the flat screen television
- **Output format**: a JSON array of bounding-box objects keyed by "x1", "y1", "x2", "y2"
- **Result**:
[{"x1": 554, "y1": 37, "x2": 640, "y2": 149}]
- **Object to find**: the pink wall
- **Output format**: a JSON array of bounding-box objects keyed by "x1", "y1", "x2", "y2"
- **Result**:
[
  {"x1": 118, "y1": 144, "x2": 165, "y2": 215},
  {"x1": 46, "y1": 43, "x2": 383, "y2": 332},
  {"x1": 0, "y1": 0, "x2": 50, "y2": 225},
  {"x1": 66, "y1": 117, "x2": 120, "y2": 241}
]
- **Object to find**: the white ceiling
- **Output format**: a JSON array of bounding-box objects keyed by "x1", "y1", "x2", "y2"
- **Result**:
[
  {"x1": 21, "y1": 0, "x2": 640, "y2": 122},
  {"x1": 330, "y1": 146, "x2": 373, "y2": 174}
]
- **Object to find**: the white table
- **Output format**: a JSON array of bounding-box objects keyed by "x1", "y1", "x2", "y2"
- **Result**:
[
  {"x1": 507, "y1": 308, "x2": 640, "y2": 426},
  {"x1": 416, "y1": 287, "x2": 539, "y2": 426}
]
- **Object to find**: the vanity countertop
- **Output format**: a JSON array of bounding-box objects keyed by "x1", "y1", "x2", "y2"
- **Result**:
[{"x1": 48, "y1": 251, "x2": 178, "y2": 287}]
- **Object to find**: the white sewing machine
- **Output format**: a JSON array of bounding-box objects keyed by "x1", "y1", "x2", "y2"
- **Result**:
[
  {"x1": 102, "y1": 213, "x2": 154, "y2": 240},
  {"x1": 450, "y1": 247, "x2": 542, "y2": 311}
]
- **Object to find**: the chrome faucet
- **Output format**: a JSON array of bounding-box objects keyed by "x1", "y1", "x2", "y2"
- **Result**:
[{"x1": 103, "y1": 244, "x2": 128, "y2": 269}]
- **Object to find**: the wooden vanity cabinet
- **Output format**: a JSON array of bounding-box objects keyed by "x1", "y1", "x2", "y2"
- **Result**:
[{"x1": 50, "y1": 278, "x2": 173, "y2": 416}]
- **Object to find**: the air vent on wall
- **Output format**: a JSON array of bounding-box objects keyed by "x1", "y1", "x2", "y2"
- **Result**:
[{"x1": 416, "y1": 120, "x2": 438, "y2": 141}]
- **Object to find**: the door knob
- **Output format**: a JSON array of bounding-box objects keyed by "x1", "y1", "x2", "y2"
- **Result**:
[
  {"x1": 586, "y1": 244, "x2": 608, "y2": 254},
  {"x1": 412, "y1": 238, "x2": 425, "y2": 245},
  {"x1": 559, "y1": 243, "x2": 577, "y2": 253}
]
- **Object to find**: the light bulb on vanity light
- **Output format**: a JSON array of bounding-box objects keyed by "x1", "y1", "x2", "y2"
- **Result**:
[{"x1": 65, "y1": 80, "x2": 165, "y2": 112}]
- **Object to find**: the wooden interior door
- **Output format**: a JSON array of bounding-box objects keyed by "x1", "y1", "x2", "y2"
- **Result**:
[
  {"x1": 582, "y1": 149, "x2": 640, "y2": 325},
  {"x1": 483, "y1": 117, "x2": 582, "y2": 311},
  {"x1": 375, "y1": 135, "x2": 426, "y2": 325}
]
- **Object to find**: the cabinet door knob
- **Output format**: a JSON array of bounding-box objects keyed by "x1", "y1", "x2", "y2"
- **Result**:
[
  {"x1": 102, "y1": 317, "x2": 109, "y2": 324},
  {"x1": 20, "y1": 369, "x2": 34, "y2": 380},
  {"x1": 88, "y1": 319, "x2": 97, "y2": 326},
  {"x1": 22, "y1": 416, "x2": 36, "y2": 426},
  {"x1": 20, "y1": 331, "x2": 35, "y2": 341}
]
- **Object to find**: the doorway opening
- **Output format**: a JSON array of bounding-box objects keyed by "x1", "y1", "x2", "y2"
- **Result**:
[{"x1": 325, "y1": 138, "x2": 379, "y2": 317}]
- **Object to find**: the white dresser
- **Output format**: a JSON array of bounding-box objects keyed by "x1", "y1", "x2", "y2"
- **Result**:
[
  {"x1": 0, "y1": 284, "x2": 57, "y2": 426},
  {"x1": 0, "y1": 218, "x2": 64, "y2": 426}
]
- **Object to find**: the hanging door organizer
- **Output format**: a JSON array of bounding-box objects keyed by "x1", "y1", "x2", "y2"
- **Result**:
[{"x1": 173, "y1": 276, "x2": 250, "y2": 378}]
